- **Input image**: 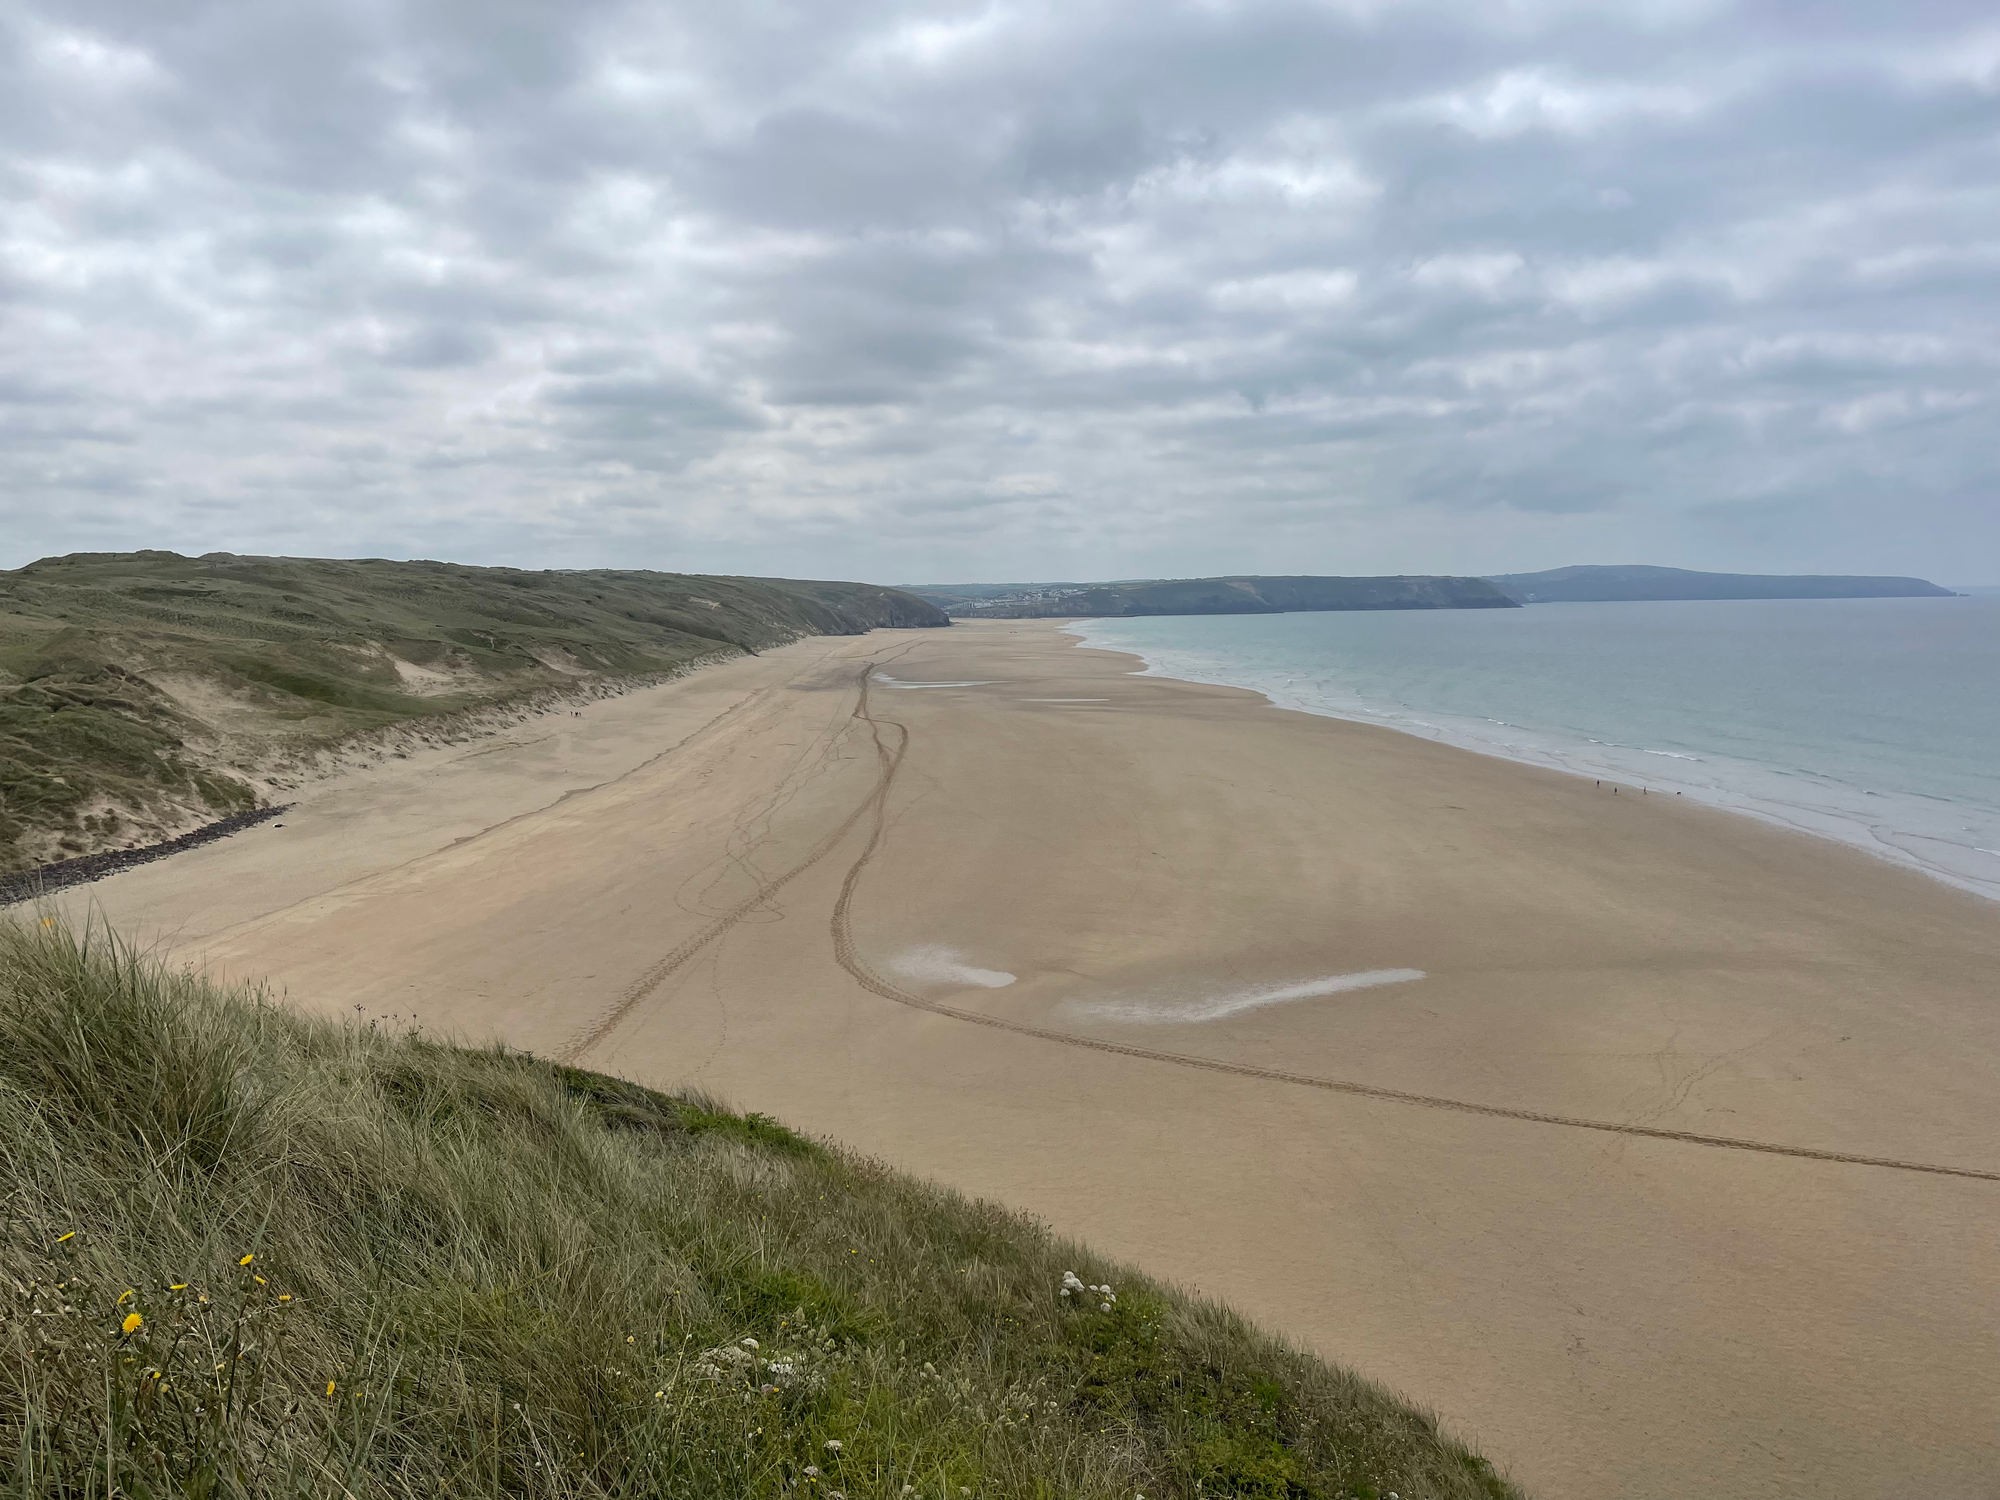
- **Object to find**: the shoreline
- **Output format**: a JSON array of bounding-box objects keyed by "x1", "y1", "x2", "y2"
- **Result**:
[
  {"x1": 1068, "y1": 612, "x2": 2000, "y2": 903},
  {"x1": 46, "y1": 620, "x2": 2000, "y2": 1499}
]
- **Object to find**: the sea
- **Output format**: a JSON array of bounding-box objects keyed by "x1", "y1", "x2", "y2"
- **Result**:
[{"x1": 1073, "y1": 595, "x2": 2000, "y2": 903}]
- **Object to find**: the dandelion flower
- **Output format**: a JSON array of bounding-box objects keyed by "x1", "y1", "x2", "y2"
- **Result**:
[
  {"x1": 327, "y1": 1381, "x2": 336, "y2": 1396},
  {"x1": 54, "y1": 1231, "x2": 75, "y2": 1244},
  {"x1": 238, "y1": 1254, "x2": 254, "y2": 1267},
  {"x1": 121, "y1": 1312, "x2": 143, "y2": 1335},
  {"x1": 117, "y1": 1290, "x2": 134, "y2": 1305},
  {"x1": 254, "y1": 1276, "x2": 266, "y2": 1286},
  {"x1": 278, "y1": 1294, "x2": 291, "y2": 1303},
  {"x1": 170, "y1": 1283, "x2": 187, "y2": 1292}
]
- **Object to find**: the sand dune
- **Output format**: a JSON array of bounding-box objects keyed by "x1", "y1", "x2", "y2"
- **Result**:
[{"x1": 62, "y1": 620, "x2": 2000, "y2": 1499}]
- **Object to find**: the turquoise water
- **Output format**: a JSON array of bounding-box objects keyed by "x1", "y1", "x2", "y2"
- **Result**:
[{"x1": 1075, "y1": 596, "x2": 2000, "y2": 902}]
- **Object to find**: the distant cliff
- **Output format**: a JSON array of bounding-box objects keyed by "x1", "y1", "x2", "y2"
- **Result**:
[
  {"x1": 1487, "y1": 565, "x2": 1955, "y2": 604},
  {"x1": 945, "y1": 574, "x2": 1518, "y2": 618}
]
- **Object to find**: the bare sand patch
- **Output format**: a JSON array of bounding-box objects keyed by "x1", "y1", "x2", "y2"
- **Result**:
[{"x1": 64, "y1": 621, "x2": 2000, "y2": 1499}]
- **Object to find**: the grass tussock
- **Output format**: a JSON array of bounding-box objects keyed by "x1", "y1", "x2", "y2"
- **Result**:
[{"x1": 0, "y1": 914, "x2": 1517, "y2": 1500}]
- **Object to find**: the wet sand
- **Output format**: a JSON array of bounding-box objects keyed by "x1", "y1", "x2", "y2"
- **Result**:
[{"x1": 61, "y1": 619, "x2": 2000, "y2": 1499}]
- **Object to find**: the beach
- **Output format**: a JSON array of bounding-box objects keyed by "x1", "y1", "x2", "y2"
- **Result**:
[{"x1": 57, "y1": 618, "x2": 2000, "y2": 1499}]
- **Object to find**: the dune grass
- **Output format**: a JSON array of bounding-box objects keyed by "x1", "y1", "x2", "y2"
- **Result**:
[
  {"x1": 0, "y1": 551, "x2": 947, "y2": 871},
  {"x1": 0, "y1": 914, "x2": 1517, "y2": 1500}
]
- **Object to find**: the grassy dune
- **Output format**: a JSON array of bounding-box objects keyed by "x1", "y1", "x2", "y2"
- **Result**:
[
  {"x1": 0, "y1": 551, "x2": 947, "y2": 872},
  {"x1": 0, "y1": 915, "x2": 1516, "y2": 1500}
]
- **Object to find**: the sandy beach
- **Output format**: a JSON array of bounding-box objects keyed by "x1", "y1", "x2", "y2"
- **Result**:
[{"x1": 56, "y1": 619, "x2": 2000, "y2": 1499}]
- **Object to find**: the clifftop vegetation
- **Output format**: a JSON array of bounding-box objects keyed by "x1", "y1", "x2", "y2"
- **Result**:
[{"x1": 0, "y1": 915, "x2": 1516, "y2": 1499}]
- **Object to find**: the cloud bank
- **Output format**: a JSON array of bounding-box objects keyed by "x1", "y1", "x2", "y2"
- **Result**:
[{"x1": 3, "y1": 0, "x2": 1995, "y2": 580}]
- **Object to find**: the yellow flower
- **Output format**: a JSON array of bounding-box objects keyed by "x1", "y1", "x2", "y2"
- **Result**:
[
  {"x1": 54, "y1": 1231, "x2": 75, "y2": 1244},
  {"x1": 121, "y1": 1312, "x2": 143, "y2": 1335},
  {"x1": 117, "y1": 1290, "x2": 134, "y2": 1305},
  {"x1": 254, "y1": 1276, "x2": 266, "y2": 1285},
  {"x1": 326, "y1": 1380, "x2": 337, "y2": 1397},
  {"x1": 169, "y1": 1284, "x2": 187, "y2": 1292},
  {"x1": 278, "y1": 1294, "x2": 292, "y2": 1303},
  {"x1": 238, "y1": 1253, "x2": 255, "y2": 1267}
]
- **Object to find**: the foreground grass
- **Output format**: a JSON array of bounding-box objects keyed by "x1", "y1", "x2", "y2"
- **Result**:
[
  {"x1": 0, "y1": 916, "x2": 1517, "y2": 1499},
  {"x1": 0, "y1": 551, "x2": 946, "y2": 871}
]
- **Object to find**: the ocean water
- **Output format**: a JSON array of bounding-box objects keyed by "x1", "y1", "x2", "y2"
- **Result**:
[{"x1": 1074, "y1": 596, "x2": 2000, "y2": 903}]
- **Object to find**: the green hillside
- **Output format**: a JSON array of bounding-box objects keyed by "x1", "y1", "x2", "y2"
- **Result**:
[
  {"x1": 0, "y1": 552, "x2": 946, "y2": 874},
  {"x1": 945, "y1": 576, "x2": 1516, "y2": 619},
  {"x1": 0, "y1": 914, "x2": 1517, "y2": 1499},
  {"x1": 1484, "y1": 565, "x2": 1953, "y2": 603}
]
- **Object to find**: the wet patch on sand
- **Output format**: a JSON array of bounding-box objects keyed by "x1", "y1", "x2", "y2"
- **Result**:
[
  {"x1": 1064, "y1": 968, "x2": 1425, "y2": 1024},
  {"x1": 873, "y1": 673, "x2": 999, "y2": 689},
  {"x1": 888, "y1": 944, "x2": 1017, "y2": 989}
]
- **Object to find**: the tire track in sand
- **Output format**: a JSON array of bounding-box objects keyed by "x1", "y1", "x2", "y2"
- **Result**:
[
  {"x1": 557, "y1": 645, "x2": 918, "y2": 1064},
  {"x1": 830, "y1": 669, "x2": 2000, "y2": 1185}
]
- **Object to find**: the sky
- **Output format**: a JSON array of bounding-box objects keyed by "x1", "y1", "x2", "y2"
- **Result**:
[{"x1": 2, "y1": 0, "x2": 1996, "y2": 586}]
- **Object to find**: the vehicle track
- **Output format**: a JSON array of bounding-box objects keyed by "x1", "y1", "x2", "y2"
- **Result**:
[
  {"x1": 830, "y1": 669, "x2": 2000, "y2": 1185},
  {"x1": 556, "y1": 645, "x2": 918, "y2": 1064}
]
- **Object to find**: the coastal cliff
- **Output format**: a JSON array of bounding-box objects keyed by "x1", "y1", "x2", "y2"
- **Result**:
[
  {"x1": 939, "y1": 574, "x2": 1518, "y2": 618},
  {"x1": 1487, "y1": 565, "x2": 1954, "y2": 603}
]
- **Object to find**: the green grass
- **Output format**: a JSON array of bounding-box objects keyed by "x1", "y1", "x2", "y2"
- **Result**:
[
  {"x1": 0, "y1": 915, "x2": 1519, "y2": 1499},
  {"x1": 0, "y1": 551, "x2": 947, "y2": 872}
]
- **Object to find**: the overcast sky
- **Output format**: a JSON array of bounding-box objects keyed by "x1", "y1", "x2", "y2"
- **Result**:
[{"x1": 3, "y1": 0, "x2": 1996, "y2": 584}]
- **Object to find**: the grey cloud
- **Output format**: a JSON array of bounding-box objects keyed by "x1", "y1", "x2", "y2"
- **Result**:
[{"x1": 0, "y1": 0, "x2": 1994, "y2": 580}]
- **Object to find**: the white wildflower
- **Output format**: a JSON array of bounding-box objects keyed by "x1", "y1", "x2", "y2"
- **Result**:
[
  {"x1": 824, "y1": 1439, "x2": 843, "y2": 1452},
  {"x1": 1101, "y1": 1302, "x2": 1112, "y2": 1312},
  {"x1": 804, "y1": 1465, "x2": 821, "y2": 1478},
  {"x1": 740, "y1": 1337, "x2": 760, "y2": 1350}
]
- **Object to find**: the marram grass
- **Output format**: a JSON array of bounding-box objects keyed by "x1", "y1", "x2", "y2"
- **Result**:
[{"x1": 0, "y1": 915, "x2": 1518, "y2": 1500}]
